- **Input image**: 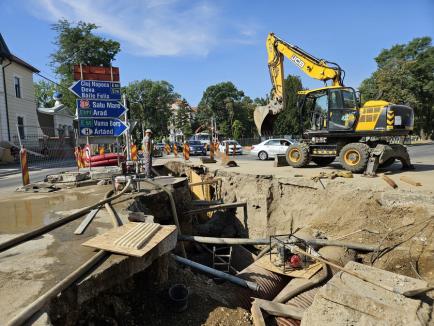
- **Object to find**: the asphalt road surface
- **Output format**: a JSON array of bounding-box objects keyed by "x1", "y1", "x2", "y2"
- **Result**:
[
  {"x1": 238, "y1": 142, "x2": 434, "y2": 162},
  {"x1": 0, "y1": 164, "x2": 78, "y2": 193},
  {"x1": 0, "y1": 143, "x2": 432, "y2": 193}
]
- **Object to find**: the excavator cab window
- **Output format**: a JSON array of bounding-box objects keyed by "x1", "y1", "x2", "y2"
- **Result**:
[
  {"x1": 302, "y1": 87, "x2": 358, "y2": 132},
  {"x1": 328, "y1": 88, "x2": 358, "y2": 131}
]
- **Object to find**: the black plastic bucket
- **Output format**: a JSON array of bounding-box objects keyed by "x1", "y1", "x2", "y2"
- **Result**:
[{"x1": 168, "y1": 284, "x2": 189, "y2": 312}]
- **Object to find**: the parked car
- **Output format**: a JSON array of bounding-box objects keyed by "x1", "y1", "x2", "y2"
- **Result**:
[
  {"x1": 250, "y1": 138, "x2": 293, "y2": 160},
  {"x1": 153, "y1": 143, "x2": 165, "y2": 157},
  {"x1": 219, "y1": 140, "x2": 243, "y2": 155},
  {"x1": 187, "y1": 140, "x2": 207, "y2": 156}
]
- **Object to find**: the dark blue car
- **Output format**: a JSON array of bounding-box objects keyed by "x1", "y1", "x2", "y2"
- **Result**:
[{"x1": 187, "y1": 140, "x2": 206, "y2": 156}]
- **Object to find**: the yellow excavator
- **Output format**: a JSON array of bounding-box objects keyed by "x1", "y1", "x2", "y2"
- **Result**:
[{"x1": 254, "y1": 33, "x2": 414, "y2": 174}]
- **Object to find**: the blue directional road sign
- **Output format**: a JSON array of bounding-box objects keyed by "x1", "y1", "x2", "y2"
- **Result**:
[
  {"x1": 69, "y1": 80, "x2": 121, "y2": 100},
  {"x1": 79, "y1": 118, "x2": 128, "y2": 137},
  {"x1": 77, "y1": 99, "x2": 127, "y2": 118}
]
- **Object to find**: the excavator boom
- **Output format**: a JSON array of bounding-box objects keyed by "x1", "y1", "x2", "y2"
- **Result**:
[{"x1": 255, "y1": 33, "x2": 344, "y2": 135}]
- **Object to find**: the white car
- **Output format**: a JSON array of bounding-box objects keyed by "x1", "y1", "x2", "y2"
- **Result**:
[
  {"x1": 251, "y1": 138, "x2": 294, "y2": 160},
  {"x1": 219, "y1": 140, "x2": 243, "y2": 154}
]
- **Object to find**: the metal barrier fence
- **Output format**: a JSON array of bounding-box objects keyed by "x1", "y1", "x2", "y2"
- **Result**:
[{"x1": 12, "y1": 125, "x2": 77, "y2": 169}]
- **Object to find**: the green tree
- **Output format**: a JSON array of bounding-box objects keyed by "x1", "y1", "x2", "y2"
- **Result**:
[
  {"x1": 50, "y1": 19, "x2": 121, "y2": 111},
  {"x1": 232, "y1": 120, "x2": 244, "y2": 139},
  {"x1": 123, "y1": 80, "x2": 179, "y2": 138},
  {"x1": 273, "y1": 75, "x2": 304, "y2": 136},
  {"x1": 359, "y1": 37, "x2": 434, "y2": 139},
  {"x1": 197, "y1": 82, "x2": 244, "y2": 136},
  {"x1": 175, "y1": 99, "x2": 193, "y2": 140},
  {"x1": 197, "y1": 82, "x2": 260, "y2": 138},
  {"x1": 34, "y1": 80, "x2": 57, "y2": 108}
]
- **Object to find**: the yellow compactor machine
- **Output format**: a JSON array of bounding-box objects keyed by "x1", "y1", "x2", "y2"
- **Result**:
[{"x1": 254, "y1": 33, "x2": 414, "y2": 174}]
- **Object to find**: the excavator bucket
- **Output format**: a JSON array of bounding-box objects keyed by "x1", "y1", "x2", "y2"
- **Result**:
[{"x1": 254, "y1": 100, "x2": 284, "y2": 136}]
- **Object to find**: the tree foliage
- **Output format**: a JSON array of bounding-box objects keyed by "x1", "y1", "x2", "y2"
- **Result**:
[
  {"x1": 175, "y1": 99, "x2": 193, "y2": 140},
  {"x1": 123, "y1": 80, "x2": 179, "y2": 138},
  {"x1": 34, "y1": 80, "x2": 57, "y2": 108},
  {"x1": 273, "y1": 75, "x2": 304, "y2": 136},
  {"x1": 50, "y1": 19, "x2": 121, "y2": 110},
  {"x1": 196, "y1": 82, "x2": 255, "y2": 138},
  {"x1": 359, "y1": 37, "x2": 434, "y2": 138}
]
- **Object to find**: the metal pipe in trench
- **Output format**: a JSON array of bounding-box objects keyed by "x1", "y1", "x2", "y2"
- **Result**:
[
  {"x1": 173, "y1": 254, "x2": 259, "y2": 292},
  {"x1": 6, "y1": 184, "x2": 128, "y2": 326},
  {"x1": 139, "y1": 178, "x2": 187, "y2": 258},
  {"x1": 0, "y1": 180, "x2": 132, "y2": 253},
  {"x1": 178, "y1": 235, "x2": 377, "y2": 252}
]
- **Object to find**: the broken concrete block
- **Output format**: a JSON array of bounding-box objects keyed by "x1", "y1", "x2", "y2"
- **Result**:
[
  {"x1": 301, "y1": 261, "x2": 431, "y2": 326},
  {"x1": 274, "y1": 154, "x2": 289, "y2": 167},
  {"x1": 46, "y1": 172, "x2": 89, "y2": 183},
  {"x1": 127, "y1": 212, "x2": 154, "y2": 223}
]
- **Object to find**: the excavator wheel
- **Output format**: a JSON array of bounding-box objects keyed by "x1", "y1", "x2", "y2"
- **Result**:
[
  {"x1": 339, "y1": 143, "x2": 370, "y2": 173},
  {"x1": 286, "y1": 144, "x2": 310, "y2": 168},
  {"x1": 311, "y1": 157, "x2": 335, "y2": 167}
]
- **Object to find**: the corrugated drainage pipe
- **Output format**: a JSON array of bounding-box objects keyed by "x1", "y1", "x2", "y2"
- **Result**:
[{"x1": 235, "y1": 263, "x2": 289, "y2": 309}]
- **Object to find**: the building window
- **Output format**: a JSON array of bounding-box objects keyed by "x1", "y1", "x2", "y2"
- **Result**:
[
  {"x1": 17, "y1": 116, "x2": 25, "y2": 139},
  {"x1": 14, "y1": 76, "x2": 21, "y2": 98}
]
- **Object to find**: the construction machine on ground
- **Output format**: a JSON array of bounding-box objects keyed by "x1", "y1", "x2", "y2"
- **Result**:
[{"x1": 254, "y1": 33, "x2": 414, "y2": 174}]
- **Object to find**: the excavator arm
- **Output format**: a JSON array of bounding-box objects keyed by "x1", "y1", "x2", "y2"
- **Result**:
[{"x1": 254, "y1": 33, "x2": 345, "y2": 135}]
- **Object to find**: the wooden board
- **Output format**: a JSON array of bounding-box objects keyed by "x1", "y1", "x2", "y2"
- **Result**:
[
  {"x1": 82, "y1": 223, "x2": 177, "y2": 257},
  {"x1": 254, "y1": 253, "x2": 322, "y2": 279},
  {"x1": 114, "y1": 223, "x2": 160, "y2": 249}
]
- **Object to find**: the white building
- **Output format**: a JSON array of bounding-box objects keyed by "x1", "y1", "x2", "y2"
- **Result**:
[{"x1": 0, "y1": 33, "x2": 40, "y2": 145}]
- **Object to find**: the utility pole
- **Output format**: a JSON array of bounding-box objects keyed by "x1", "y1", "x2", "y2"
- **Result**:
[{"x1": 123, "y1": 94, "x2": 131, "y2": 161}]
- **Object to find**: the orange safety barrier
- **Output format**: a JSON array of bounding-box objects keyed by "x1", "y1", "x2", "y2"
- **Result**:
[
  {"x1": 131, "y1": 144, "x2": 138, "y2": 161},
  {"x1": 20, "y1": 147, "x2": 30, "y2": 186},
  {"x1": 165, "y1": 143, "x2": 171, "y2": 155},
  {"x1": 210, "y1": 142, "x2": 214, "y2": 160},
  {"x1": 173, "y1": 143, "x2": 178, "y2": 158},
  {"x1": 74, "y1": 147, "x2": 86, "y2": 169},
  {"x1": 183, "y1": 143, "x2": 190, "y2": 161}
]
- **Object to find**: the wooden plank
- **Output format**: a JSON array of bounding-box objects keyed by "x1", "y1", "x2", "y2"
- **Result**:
[
  {"x1": 82, "y1": 223, "x2": 177, "y2": 257},
  {"x1": 254, "y1": 253, "x2": 322, "y2": 278},
  {"x1": 74, "y1": 208, "x2": 100, "y2": 235},
  {"x1": 399, "y1": 176, "x2": 422, "y2": 186},
  {"x1": 114, "y1": 223, "x2": 160, "y2": 249},
  {"x1": 253, "y1": 298, "x2": 305, "y2": 320},
  {"x1": 251, "y1": 301, "x2": 266, "y2": 326},
  {"x1": 382, "y1": 175, "x2": 398, "y2": 189}
]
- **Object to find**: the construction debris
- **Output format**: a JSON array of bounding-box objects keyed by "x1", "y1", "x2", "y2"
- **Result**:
[
  {"x1": 311, "y1": 170, "x2": 353, "y2": 182},
  {"x1": 302, "y1": 262, "x2": 431, "y2": 325},
  {"x1": 400, "y1": 175, "x2": 422, "y2": 186},
  {"x1": 382, "y1": 175, "x2": 398, "y2": 188}
]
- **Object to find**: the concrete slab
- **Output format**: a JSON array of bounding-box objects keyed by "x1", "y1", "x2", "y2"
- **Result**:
[{"x1": 301, "y1": 261, "x2": 431, "y2": 325}]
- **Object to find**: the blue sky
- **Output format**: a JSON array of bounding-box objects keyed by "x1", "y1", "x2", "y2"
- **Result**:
[{"x1": 1, "y1": 0, "x2": 433, "y2": 106}]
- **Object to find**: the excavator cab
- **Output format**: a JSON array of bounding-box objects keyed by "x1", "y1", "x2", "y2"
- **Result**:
[{"x1": 299, "y1": 86, "x2": 359, "y2": 135}]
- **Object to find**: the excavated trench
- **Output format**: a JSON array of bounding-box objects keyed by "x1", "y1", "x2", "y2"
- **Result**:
[{"x1": 47, "y1": 161, "x2": 434, "y2": 325}]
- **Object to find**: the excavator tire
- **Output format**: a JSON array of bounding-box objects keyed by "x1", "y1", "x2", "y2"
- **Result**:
[
  {"x1": 339, "y1": 143, "x2": 370, "y2": 173},
  {"x1": 311, "y1": 157, "x2": 335, "y2": 167},
  {"x1": 286, "y1": 143, "x2": 310, "y2": 168}
]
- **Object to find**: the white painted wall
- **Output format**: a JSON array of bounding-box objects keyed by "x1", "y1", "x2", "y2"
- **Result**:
[
  {"x1": 0, "y1": 65, "x2": 9, "y2": 142},
  {"x1": 2, "y1": 61, "x2": 39, "y2": 142}
]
